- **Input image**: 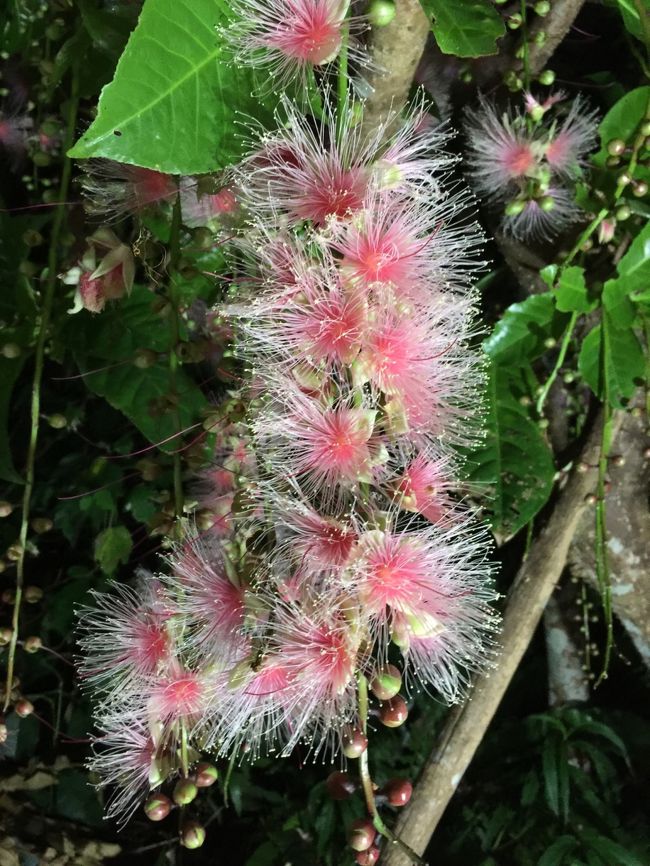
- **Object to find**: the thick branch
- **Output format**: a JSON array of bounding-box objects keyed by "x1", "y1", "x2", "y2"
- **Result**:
[
  {"x1": 527, "y1": 0, "x2": 587, "y2": 76},
  {"x1": 362, "y1": 0, "x2": 430, "y2": 133},
  {"x1": 380, "y1": 411, "x2": 621, "y2": 866}
]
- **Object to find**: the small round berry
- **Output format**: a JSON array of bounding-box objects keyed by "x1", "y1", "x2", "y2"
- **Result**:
[
  {"x1": 615, "y1": 205, "x2": 631, "y2": 221},
  {"x1": 356, "y1": 847, "x2": 380, "y2": 865},
  {"x1": 144, "y1": 794, "x2": 172, "y2": 822},
  {"x1": 1, "y1": 344, "x2": 21, "y2": 359},
  {"x1": 173, "y1": 778, "x2": 198, "y2": 805},
  {"x1": 31, "y1": 517, "x2": 53, "y2": 534},
  {"x1": 0, "y1": 628, "x2": 13, "y2": 646},
  {"x1": 47, "y1": 413, "x2": 67, "y2": 429},
  {"x1": 607, "y1": 139, "x2": 626, "y2": 157},
  {"x1": 326, "y1": 771, "x2": 357, "y2": 801},
  {"x1": 633, "y1": 181, "x2": 648, "y2": 197},
  {"x1": 534, "y1": 30, "x2": 547, "y2": 45},
  {"x1": 15, "y1": 698, "x2": 34, "y2": 718},
  {"x1": 507, "y1": 13, "x2": 522, "y2": 28},
  {"x1": 538, "y1": 69, "x2": 555, "y2": 85},
  {"x1": 584, "y1": 493, "x2": 598, "y2": 505},
  {"x1": 0, "y1": 502, "x2": 13, "y2": 518},
  {"x1": 348, "y1": 819, "x2": 376, "y2": 852},
  {"x1": 618, "y1": 172, "x2": 632, "y2": 186},
  {"x1": 6, "y1": 544, "x2": 22, "y2": 562},
  {"x1": 342, "y1": 727, "x2": 368, "y2": 759},
  {"x1": 379, "y1": 696, "x2": 409, "y2": 728},
  {"x1": 24, "y1": 636, "x2": 42, "y2": 654},
  {"x1": 534, "y1": 0, "x2": 551, "y2": 15},
  {"x1": 24, "y1": 586, "x2": 43, "y2": 603},
  {"x1": 194, "y1": 762, "x2": 219, "y2": 787},
  {"x1": 383, "y1": 778, "x2": 413, "y2": 807},
  {"x1": 181, "y1": 820, "x2": 206, "y2": 849},
  {"x1": 370, "y1": 664, "x2": 402, "y2": 701},
  {"x1": 368, "y1": 0, "x2": 396, "y2": 27}
]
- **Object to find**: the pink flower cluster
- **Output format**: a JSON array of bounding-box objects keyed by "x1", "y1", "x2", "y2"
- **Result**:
[
  {"x1": 76, "y1": 98, "x2": 499, "y2": 823},
  {"x1": 464, "y1": 93, "x2": 598, "y2": 241}
]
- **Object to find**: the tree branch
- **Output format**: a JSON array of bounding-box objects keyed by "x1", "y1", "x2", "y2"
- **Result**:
[{"x1": 379, "y1": 410, "x2": 623, "y2": 866}]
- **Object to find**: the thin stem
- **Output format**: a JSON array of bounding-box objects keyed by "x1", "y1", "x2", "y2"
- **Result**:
[
  {"x1": 357, "y1": 675, "x2": 427, "y2": 866},
  {"x1": 167, "y1": 194, "x2": 184, "y2": 520},
  {"x1": 520, "y1": 0, "x2": 530, "y2": 90},
  {"x1": 4, "y1": 67, "x2": 79, "y2": 710},
  {"x1": 536, "y1": 310, "x2": 578, "y2": 415}
]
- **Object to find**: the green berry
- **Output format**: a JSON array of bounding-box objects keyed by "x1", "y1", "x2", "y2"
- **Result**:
[
  {"x1": 370, "y1": 664, "x2": 402, "y2": 700},
  {"x1": 173, "y1": 779, "x2": 198, "y2": 805},
  {"x1": 534, "y1": 0, "x2": 551, "y2": 15},
  {"x1": 181, "y1": 820, "x2": 206, "y2": 849},
  {"x1": 538, "y1": 69, "x2": 555, "y2": 85},
  {"x1": 615, "y1": 205, "x2": 631, "y2": 221},
  {"x1": 607, "y1": 138, "x2": 626, "y2": 157},
  {"x1": 368, "y1": 0, "x2": 396, "y2": 27}
]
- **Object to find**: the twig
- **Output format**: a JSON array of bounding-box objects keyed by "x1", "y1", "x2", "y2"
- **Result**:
[{"x1": 379, "y1": 410, "x2": 623, "y2": 866}]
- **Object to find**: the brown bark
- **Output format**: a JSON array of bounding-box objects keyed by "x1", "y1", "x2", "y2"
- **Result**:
[
  {"x1": 527, "y1": 0, "x2": 587, "y2": 76},
  {"x1": 380, "y1": 412, "x2": 621, "y2": 866}
]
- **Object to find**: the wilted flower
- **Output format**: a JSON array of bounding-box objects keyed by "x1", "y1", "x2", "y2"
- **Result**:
[
  {"x1": 80, "y1": 159, "x2": 178, "y2": 221},
  {"x1": 63, "y1": 227, "x2": 135, "y2": 314}
]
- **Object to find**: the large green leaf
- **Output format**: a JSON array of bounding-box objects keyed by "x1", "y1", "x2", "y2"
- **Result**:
[
  {"x1": 619, "y1": 221, "x2": 650, "y2": 298},
  {"x1": 484, "y1": 293, "x2": 570, "y2": 365},
  {"x1": 578, "y1": 315, "x2": 645, "y2": 408},
  {"x1": 68, "y1": 0, "x2": 269, "y2": 173},
  {"x1": 419, "y1": 0, "x2": 506, "y2": 57},
  {"x1": 466, "y1": 362, "x2": 556, "y2": 541}
]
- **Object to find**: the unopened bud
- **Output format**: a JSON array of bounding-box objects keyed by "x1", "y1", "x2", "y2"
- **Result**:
[
  {"x1": 47, "y1": 414, "x2": 67, "y2": 429},
  {"x1": 6, "y1": 544, "x2": 22, "y2": 562},
  {"x1": 181, "y1": 820, "x2": 206, "y2": 849},
  {"x1": 348, "y1": 820, "x2": 376, "y2": 853},
  {"x1": 31, "y1": 517, "x2": 53, "y2": 534},
  {"x1": 538, "y1": 69, "x2": 555, "y2": 85},
  {"x1": 534, "y1": 0, "x2": 551, "y2": 14},
  {"x1": 368, "y1": 0, "x2": 396, "y2": 27},
  {"x1": 24, "y1": 636, "x2": 42, "y2": 653},
  {"x1": 370, "y1": 664, "x2": 402, "y2": 700},
  {"x1": 0, "y1": 628, "x2": 13, "y2": 646},
  {"x1": 0, "y1": 502, "x2": 12, "y2": 518},
  {"x1": 133, "y1": 349, "x2": 158, "y2": 369},
  {"x1": 144, "y1": 793, "x2": 172, "y2": 822},
  {"x1": 341, "y1": 726, "x2": 368, "y2": 759},
  {"x1": 1, "y1": 344, "x2": 20, "y2": 359},
  {"x1": 15, "y1": 698, "x2": 34, "y2": 718},
  {"x1": 379, "y1": 696, "x2": 408, "y2": 728},
  {"x1": 606, "y1": 138, "x2": 626, "y2": 157},
  {"x1": 356, "y1": 848, "x2": 380, "y2": 866},
  {"x1": 507, "y1": 13, "x2": 522, "y2": 28},
  {"x1": 173, "y1": 778, "x2": 198, "y2": 805},
  {"x1": 24, "y1": 586, "x2": 43, "y2": 603},
  {"x1": 633, "y1": 180, "x2": 648, "y2": 197},
  {"x1": 615, "y1": 205, "x2": 631, "y2": 221},
  {"x1": 194, "y1": 762, "x2": 219, "y2": 787}
]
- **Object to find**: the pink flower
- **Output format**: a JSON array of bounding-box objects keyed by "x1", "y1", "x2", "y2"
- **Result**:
[
  {"x1": 64, "y1": 228, "x2": 135, "y2": 314},
  {"x1": 544, "y1": 96, "x2": 599, "y2": 176},
  {"x1": 226, "y1": 0, "x2": 353, "y2": 85},
  {"x1": 148, "y1": 664, "x2": 208, "y2": 726},
  {"x1": 76, "y1": 579, "x2": 171, "y2": 699},
  {"x1": 80, "y1": 159, "x2": 178, "y2": 220},
  {"x1": 180, "y1": 176, "x2": 240, "y2": 228},
  {"x1": 253, "y1": 392, "x2": 379, "y2": 497},
  {"x1": 392, "y1": 454, "x2": 456, "y2": 525},
  {"x1": 0, "y1": 110, "x2": 32, "y2": 169}
]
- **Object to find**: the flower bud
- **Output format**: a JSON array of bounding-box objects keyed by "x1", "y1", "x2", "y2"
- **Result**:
[
  {"x1": 15, "y1": 698, "x2": 34, "y2": 718},
  {"x1": 47, "y1": 413, "x2": 67, "y2": 429},
  {"x1": 507, "y1": 13, "x2": 522, "y2": 28},
  {"x1": 368, "y1": 0, "x2": 396, "y2": 27},
  {"x1": 133, "y1": 349, "x2": 158, "y2": 369},
  {"x1": 606, "y1": 138, "x2": 626, "y2": 157},
  {"x1": 356, "y1": 847, "x2": 380, "y2": 865},
  {"x1": 615, "y1": 205, "x2": 631, "y2": 221},
  {"x1": 0, "y1": 502, "x2": 12, "y2": 518},
  {"x1": 382, "y1": 778, "x2": 413, "y2": 807},
  {"x1": 326, "y1": 770, "x2": 357, "y2": 800},
  {"x1": 24, "y1": 586, "x2": 43, "y2": 603},
  {"x1": 342, "y1": 727, "x2": 368, "y2": 759},
  {"x1": 1, "y1": 344, "x2": 21, "y2": 359},
  {"x1": 534, "y1": 0, "x2": 551, "y2": 15},
  {"x1": 173, "y1": 778, "x2": 198, "y2": 805},
  {"x1": 0, "y1": 628, "x2": 13, "y2": 646},
  {"x1": 348, "y1": 820, "x2": 376, "y2": 853},
  {"x1": 538, "y1": 69, "x2": 555, "y2": 85},
  {"x1": 0, "y1": 722, "x2": 7, "y2": 744},
  {"x1": 505, "y1": 199, "x2": 526, "y2": 216},
  {"x1": 181, "y1": 820, "x2": 206, "y2": 849},
  {"x1": 194, "y1": 762, "x2": 219, "y2": 787},
  {"x1": 24, "y1": 636, "x2": 42, "y2": 653},
  {"x1": 31, "y1": 517, "x2": 53, "y2": 534},
  {"x1": 370, "y1": 664, "x2": 402, "y2": 700},
  {"x1": 633, "y1": 180, "x2": 648, "y2": 197},
  {"x1": 144, "y1": 793, "x2": 172, "y2": 822},
  {"x1": 379, "y1": 696, "x2": 408, "y2": 728}
]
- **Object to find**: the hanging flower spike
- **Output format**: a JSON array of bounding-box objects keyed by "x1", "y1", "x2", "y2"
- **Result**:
[
  {"x1": 80, "y1": 159, "x2": 178, "y2": 221},
  {"x1": 225, "y1": 0, "x2": 359, "y2": 88}
]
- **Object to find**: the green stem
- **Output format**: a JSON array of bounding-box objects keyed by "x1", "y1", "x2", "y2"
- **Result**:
[
  {"x1": 536, "y1": 310, "x2": 578, "y2": 416},
  {"x1": 357, "y1": 675, "x2": 427, "y2": 866},
  {"x1": 167, "y1": 194, "x2": 184, "y2": 521},
  {"x1": 4, "y1": 68, "x2": 79, "y2": 710},
  {"x1": 520, "y1": 0, "x2": 530, "y2": 91}
]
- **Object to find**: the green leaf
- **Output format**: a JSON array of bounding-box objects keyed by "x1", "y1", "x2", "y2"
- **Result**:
[
  {"x1": 419, "y1": 0, "x2": 506, "y2": 57},
  {"x1": 619, "y1": 222, "x2": 650, "y2": 298},
  {"x1": 578, "y1": 316, "x2": 644, "y2": 407},
  {"x1": 609, "y1": 0, "x2": 645, "y2": 41},
  {"x1": 554, "y1": 266, "x2": 597, "y2": 314},
  {"x1": 68, "y1": 0, "x2": 271, "y2": 173},
  {"x1": 465, "y1": 362, "x2": 556, "y2": 541},
  {"x1": 538, "y1": 836, "x2": 578, "y2": 866},
  {"x1": 593, "y1": 87, "x2": 650, "y2": 181},
  {"x1": 94, "y1": 525, "x2": 133, "y2": 575},
  {"x1": 581, "y1": 831, "x2": 644, "y2": 866},
  {"x1": 603, "y1": 279, "x2": 636, "y2": 329},
  {"x1": 484, "y1": 294, "x2": 570, "y2": 365}
]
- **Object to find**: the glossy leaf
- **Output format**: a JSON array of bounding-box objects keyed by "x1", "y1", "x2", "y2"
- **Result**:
[
  {"x1": 68, "y1": 0, "x2": 270, "y2": 173},
  {"x1": 419, "y1": 0, "x2": 506, "y2": 57},
  {"x1": 465, "y1": 362, "x2": 555, "y2": 541},
  {"x1": 553, "y1": 266, "x2": 597, "y2": 314},
  {"x1": 578, "y1": 315, "x2": 645, "y2": 407},
  {"x1": 619, "y1": 221, "x2": 650, "y2": 298},
  {"x1": 592, "y1": 87, "x2": 650, "y2": 186},
  {"x1": 484, "y1": 294, "x2": 570, "y2": 366}
]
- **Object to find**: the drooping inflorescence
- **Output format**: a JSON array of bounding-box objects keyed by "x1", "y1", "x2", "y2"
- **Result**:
[
  {"x1": 75, "y1": 8, "x2": 500, "y2": 838},
  {"x1": 464, "y1": 93, "x2": 598, "y2": 241}
]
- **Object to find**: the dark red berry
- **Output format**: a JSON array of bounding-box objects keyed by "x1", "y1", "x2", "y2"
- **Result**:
[
  {"x1": 326, "y1": 770, "x2": 356, "y2": 800},
  {"x1": 383, "y1": 778, "x2": 413, "y2": 806},
  {"x1": 194, "y1": 762, "x2": 219, "y2": 787},
  {"x1": 348, "y1": 818, "x2": 376, "y2": 852},
  {"x1": 379, "y1": 696, "x2": 408, "y2": 728}
]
